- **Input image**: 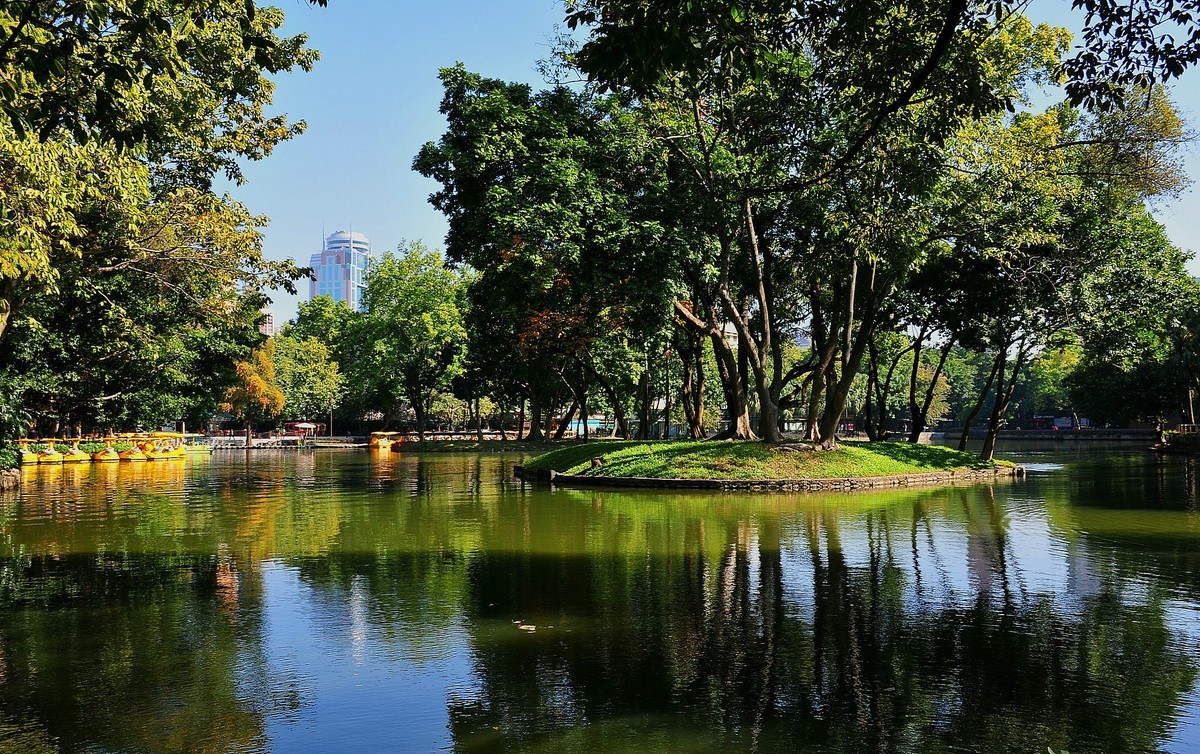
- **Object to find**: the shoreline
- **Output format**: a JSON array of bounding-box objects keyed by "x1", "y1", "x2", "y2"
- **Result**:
[
  {"x1": 514, "y1": 463, "x2": 1025, "y2": 492},
  {"x1": 516, "y1": 440, "x2": 1023, "y2": 493}
]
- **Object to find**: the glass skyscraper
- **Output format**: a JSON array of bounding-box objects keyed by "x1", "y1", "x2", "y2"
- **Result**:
[{"x1": 308, "y1": 230, "x2": 371, "y2": 311}]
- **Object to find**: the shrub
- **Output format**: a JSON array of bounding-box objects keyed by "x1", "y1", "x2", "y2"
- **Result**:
[
  {"x1": 79, "y1": 442, "x2": 108, "y2": 454},
  {"x1": 113, "y1": 441, "x2": 134, "y2": 453},
  {"x1": 0, "y1": 445, "x2": 16, "y2": 471}
]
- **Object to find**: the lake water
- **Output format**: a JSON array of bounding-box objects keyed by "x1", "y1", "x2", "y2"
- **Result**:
[{"x1": 2, "y1": 447, "x2": 1200, "y2": 753}]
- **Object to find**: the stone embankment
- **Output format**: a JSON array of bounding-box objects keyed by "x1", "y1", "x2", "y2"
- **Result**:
[
  {"x1": 0, "y1": 469, "x2": 18, "y2": 491},
  {"x1": 513, "y1": 464, "x2": 1024, "y2": 492}
]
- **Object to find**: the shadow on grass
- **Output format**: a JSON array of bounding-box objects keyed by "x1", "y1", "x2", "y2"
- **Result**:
[
  {"x1": 594, "y1": 442, "x2": 770, "y2": 477},
  {"x1": 522, "y1": 440, "x2": 648, "y2": 471},
  {"x1": 860, "y1": 442, "x2": 990, "y2": 469}
]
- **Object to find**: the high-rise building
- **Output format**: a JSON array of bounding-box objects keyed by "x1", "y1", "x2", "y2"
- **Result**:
[
  {"x1": 308, "y1": 230, "x2": 371, "y2": 311},
  {"x1": 259, "y1": 309, "x2": 275, "y2": 337}
]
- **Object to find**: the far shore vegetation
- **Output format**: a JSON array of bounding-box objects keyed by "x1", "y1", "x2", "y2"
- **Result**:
[
  {"x1": 523, "y1": 441, "x2": 1008, "y2": 481},
  {"x1": 4, "y1": 2, "x2": 1200, "y2": 474}
]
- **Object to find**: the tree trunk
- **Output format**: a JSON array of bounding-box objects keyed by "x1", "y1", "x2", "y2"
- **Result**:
[
  {"x1": 553, "y1": 400, "x2": 578, "y2": 441},
  {"x1": 979, "y1": 355, "x2": 1007, "y2": 461},
  {"x1": 805, "y1": 366, "x2": 824, "y2": 443},
  {"x1": 908, "y1": 337, "x2": 954, "y2": 443},
  {"x1": 663, "y1": 350, "x2": 672, "y2": 439},
  {"x1": 681, "y1": 335, "x2": 707, "y2": 439},
  {"x1": 414, "y1": 401, "x2": 427, "y2": 441},
  {"x1": 905, "y1": 326, "x2": 929, "y2": 442},
  {"x1": 692, "y1": 342, "x2": 706, "y2": 437},
  {"x1": 467, "y1": 395, "x2": 476, "y2": 439},
  {"x1": 805, "y1": 301, "x2": 841, "y2": 443},
  {"x1": 580, "y1": 377, "x2": 589, "y2": 442},
  {"x1": 710, "y1": 332, "x2": 755, "y2": 440},
  {"x1": 682, "y1": 346, "x2": 699, "y2": 437},
  {"x1": 672, "y1": 298, "x2": 754, "y2": 439},
  {"x1": 516, "y1": 398, "x2": 525, "y2": 441},
  {"x1": 816, "y1": 317, "x2": 874, "y2": 449},
  {"x1": 525, "y1": 394, "x2": 545, "y2": 443},
  {"x1": 585, "y1": 362, "x2": 631, "y2": 439},
  {"x1": 981, "y1": 347, "x2": 1027, "y2": 461},
  {"x1": 758, "y1": 380, "x2": 780, "y2": 443},
  {"x1": 864, "y1": 343, "x2": 880, "y2": 442},
  {"x1": 634, "y1": 365, "x2": 650, "y2": 440},
  {"x1": 958, "y1": 351, "x2": 1003, "y2": 452}
]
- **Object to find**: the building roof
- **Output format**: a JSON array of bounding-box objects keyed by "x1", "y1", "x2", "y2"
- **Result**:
[{"x1": 327, "y1": 230, "x2": 370, "y2": 244}]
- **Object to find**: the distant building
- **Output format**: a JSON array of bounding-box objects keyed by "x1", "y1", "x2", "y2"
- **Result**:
[
  {"x1": 259, "y1": 309, "x2": 275, "y2": 337},
  {"x1": 308, "y1": 230, "x2": 371, "y2": 311}
]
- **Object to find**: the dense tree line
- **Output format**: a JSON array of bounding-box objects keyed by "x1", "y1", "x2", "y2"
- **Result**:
[
  {"x1": 3, "y1": 0, "x2": 1200, "y2": 461},
  {"x1": 402, "y1": 4, "x2": 1199, "y2": 459}
]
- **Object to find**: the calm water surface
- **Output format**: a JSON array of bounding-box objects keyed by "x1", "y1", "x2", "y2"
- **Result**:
[{"x1": 2, "y1": 447, "x2": 1200, "y2": 753}]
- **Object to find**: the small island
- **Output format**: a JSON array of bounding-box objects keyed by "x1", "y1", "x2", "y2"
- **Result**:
[{"x1": 516, "y1": 440, "x2": 1023, "y2": 492}]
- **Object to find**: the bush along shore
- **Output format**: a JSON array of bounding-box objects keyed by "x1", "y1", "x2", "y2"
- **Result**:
[
  {"x1": 516, "y1": 440, "x2": 1023, "y2": 492},
  {"x1": 0, "y1": 445, "x2": 17, "y2": 490}
]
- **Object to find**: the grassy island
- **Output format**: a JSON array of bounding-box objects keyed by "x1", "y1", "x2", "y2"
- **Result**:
[{"x1": 522, "y1": 440, "x2": 1009, "y2": 482}]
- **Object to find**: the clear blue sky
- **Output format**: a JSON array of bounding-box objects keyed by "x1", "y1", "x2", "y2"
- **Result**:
[{"x1": 230, "y1": 1, "x2": 1199, "y2": 322}]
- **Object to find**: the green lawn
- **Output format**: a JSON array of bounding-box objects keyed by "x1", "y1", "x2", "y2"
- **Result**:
[{"x1": 522, "y1": 440, "x2": 1005, "y2": 480}]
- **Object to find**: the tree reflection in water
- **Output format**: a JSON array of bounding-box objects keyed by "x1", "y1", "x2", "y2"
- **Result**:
[
  {"x1": 445, "y1": 481, "x2": 1198, "y2": 753},
  {"x1": 0, "y1": 451, "x2": 1198, "y2": 753}
]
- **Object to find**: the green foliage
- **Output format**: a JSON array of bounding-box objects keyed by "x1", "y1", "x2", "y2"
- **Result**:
[
  {"x1": 0, "y1": 0, "x2": 315, "y2": 438},
  {"x1": 0, "y1": 1, "x2": 320, "y2": 148},
  {"x1": 355, "y1": 241, "x2": 468, "y2": 432},
  {"x1": 286, "y1": 295, "x2": 366, "y2": 423},
  {"x1": 0, "y1": 186, "x2": 289, "y2": 432},
  {"x1": 419, "y1": 6, "x2": 1194, "y2": 453},
  {"x1": 1008, "y1": 346, "x2": 1082, "y2": 424},
  {"x1": 78, "y1": 442, "x2": 107, "y2": 455},
  {"x1": 429, "y1": 394, "x2": 470, "y2": 428},
  {"x1": 415, "y1": 65, "x2": 675, "y2": 439},
  {"x1": 566, "y1": 0, "x2": 1200, "y2": 112},
  {"x1": 0, "y1": 444, "x2": 16, "y2": 470},
  {"x1": 273, "y1": 334, "x2": 343, "y2": 420},
  {"x1": 0, "y1": 373, "x2": 27, "y2": 438},
  {"x1": 220, "y1": 340, "x2": 285, "y2": 424},
  {"x1": 289, "y1": 297, "x2": 358, "y2": 366},
  {"x1": 1066, "y1": 205, "x2": 1200, "y2": 425}
]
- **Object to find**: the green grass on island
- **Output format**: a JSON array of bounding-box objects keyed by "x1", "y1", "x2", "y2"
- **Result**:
[{"x1": 522, "y1": 440, "x2": 1008, "y2": 481}]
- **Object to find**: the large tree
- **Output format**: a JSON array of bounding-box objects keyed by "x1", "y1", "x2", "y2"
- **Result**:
[
  {"x1": 0, "y1": 1, "x2": 315, "y2": 434},
  {"x1": 559, "y1": 7, "x2": 1068, "y2": 446},
  {"x1": 415, "y1": 65, "x2": 675, "y2": 442},
  {"x1": 220, "y1": 339, "x2": 285, "y2": 434},
  {"x1": 355, "y1": 241, "x2": 469, "y2": 438},
  {"x1": 274, "y1": 335, "x2": 344, "y2": 423}
]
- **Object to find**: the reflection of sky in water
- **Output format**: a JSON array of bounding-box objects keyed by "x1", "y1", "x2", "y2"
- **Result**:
[
  {"x1": 261, "y1": 561, "x2": 474, "y2": 752},
  {"x1": 1020, "y1": 462, "x2": 1065, "y2": 472}
]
